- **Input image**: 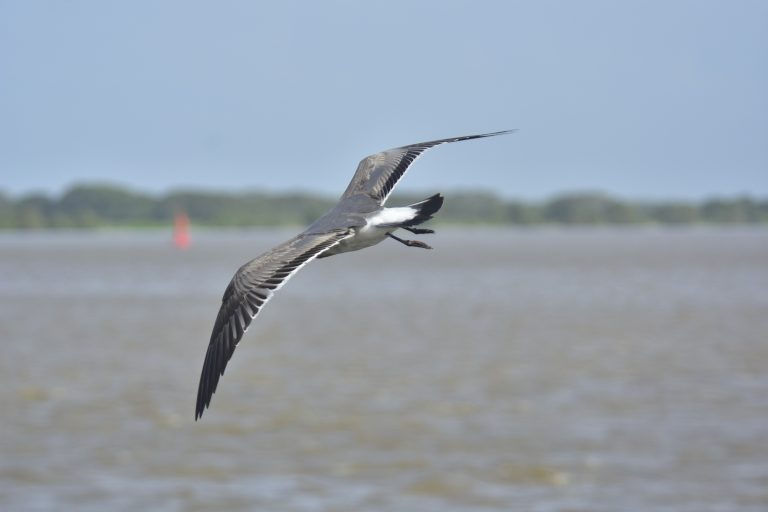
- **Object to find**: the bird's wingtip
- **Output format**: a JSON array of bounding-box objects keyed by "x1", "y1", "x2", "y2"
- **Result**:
[{"x1": 488, "y1": 129, "x2": 518, "y2": 136}]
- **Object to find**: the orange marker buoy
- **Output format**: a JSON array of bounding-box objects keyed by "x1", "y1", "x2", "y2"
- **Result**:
[{"x1": 173, "y1": 212, "x2": 191, "y2": 249}]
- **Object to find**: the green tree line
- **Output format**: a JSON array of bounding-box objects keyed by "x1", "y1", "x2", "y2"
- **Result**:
[{"x1": 1, "y1": 184, "x2": 767, "y2": 229}]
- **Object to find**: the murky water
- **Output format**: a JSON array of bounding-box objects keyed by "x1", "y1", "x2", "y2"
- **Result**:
[{"x1": 1, "y1": 228, "x2": 767, "y2": 511}]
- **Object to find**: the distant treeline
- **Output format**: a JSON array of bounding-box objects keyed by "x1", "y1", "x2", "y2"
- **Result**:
[{"x1": 1, "y1": 184, "x2": 767, "y2": 229}]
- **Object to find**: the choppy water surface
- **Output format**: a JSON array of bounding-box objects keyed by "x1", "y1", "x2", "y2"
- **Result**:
[{"x1": 1, "y1": 228, "x2": 767, "y2": 511}]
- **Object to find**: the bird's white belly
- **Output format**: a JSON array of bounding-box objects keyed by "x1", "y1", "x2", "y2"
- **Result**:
[{"x1": 327, "y1": 224, "x2": 390, "y2": 255}]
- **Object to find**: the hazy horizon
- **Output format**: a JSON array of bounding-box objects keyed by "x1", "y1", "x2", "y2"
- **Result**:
[{"x1": 4, "y1": 179, "x2": 768, "y2": 204}]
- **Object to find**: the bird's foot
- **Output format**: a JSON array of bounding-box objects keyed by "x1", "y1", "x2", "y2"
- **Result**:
[{"x1": 387, "y1": 232, "x2": 433, "y2": 250}]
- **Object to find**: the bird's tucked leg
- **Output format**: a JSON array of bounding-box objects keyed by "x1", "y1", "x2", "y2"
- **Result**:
[
  {"x1": 387, "y1": 232, "x2": 432, "y2": 250},
  {"x1": 403, "y1": 227, "x2": 434, "y2": 235}
]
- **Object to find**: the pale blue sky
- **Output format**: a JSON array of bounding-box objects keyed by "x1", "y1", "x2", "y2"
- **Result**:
[{"x1": 1, "y1": 0, "x2": 766, "y2": 199}]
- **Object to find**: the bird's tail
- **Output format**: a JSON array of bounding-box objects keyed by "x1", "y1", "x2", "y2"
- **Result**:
[{"x1": 405, "y1": 193, "x2": 444, "y2": 226}]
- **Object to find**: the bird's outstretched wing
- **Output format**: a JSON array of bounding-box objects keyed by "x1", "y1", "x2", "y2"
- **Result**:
[
  {"x1": 195, "y1": 228, "x2": 353, "y2": 419},
  {"x1": 340, "y1": 130, "x2": 516, "y2": 204}
]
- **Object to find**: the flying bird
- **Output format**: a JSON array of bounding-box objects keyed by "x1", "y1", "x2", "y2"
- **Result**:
[{"x1": 195, "y1": 130, "x2": 515, "y2": 419}]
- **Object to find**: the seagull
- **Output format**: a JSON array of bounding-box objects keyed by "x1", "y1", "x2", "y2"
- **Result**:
[{"x1": 195, "y1": 130, "x2": 515, "y2": 419}]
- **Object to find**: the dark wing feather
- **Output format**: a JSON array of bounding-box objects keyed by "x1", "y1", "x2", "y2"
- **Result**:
[
  {"x1": 340, "y1": 130, "x2": 516, "y2": 204},
  {"x1": 195, "y1": 229, "x2": 352, "y2": 419}
]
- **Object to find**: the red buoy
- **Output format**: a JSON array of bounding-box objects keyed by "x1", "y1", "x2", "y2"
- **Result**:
[{"x1": 173, "y1": 212, "x2": 191, "y2": 249}]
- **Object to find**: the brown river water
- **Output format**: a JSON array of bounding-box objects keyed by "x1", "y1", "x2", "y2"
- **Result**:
[{"x1": 1, "y1": 228, "x2": 766, "y2": 511}]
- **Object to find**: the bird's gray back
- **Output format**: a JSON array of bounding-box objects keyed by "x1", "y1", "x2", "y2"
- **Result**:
[{"x1": 302, "y1": 193, "x2": 380, "y2": 235}]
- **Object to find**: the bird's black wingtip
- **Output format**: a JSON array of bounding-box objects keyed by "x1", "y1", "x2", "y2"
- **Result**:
[
  {"x1": 449, "y1": 130, "x2": 518, "y2": 144},
  {"x1": 481, "y1": 129, "x2": 518, "y2": 137},
  {"x1": 195, "y1": 366, "x2": 212, "y2": 421},
  {"x1": 195, "y1": 379, "x2": 215, "y2": 421}
]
